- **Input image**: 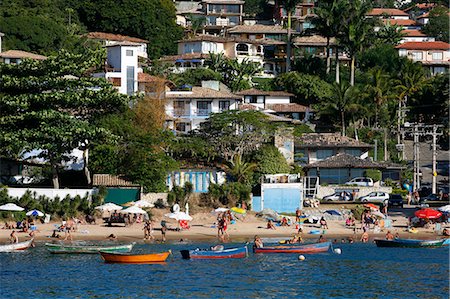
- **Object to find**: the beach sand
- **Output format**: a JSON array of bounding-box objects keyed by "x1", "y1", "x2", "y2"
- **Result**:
[{"x1": 1, "y1": 206, "x2": 447, "y2": 244}]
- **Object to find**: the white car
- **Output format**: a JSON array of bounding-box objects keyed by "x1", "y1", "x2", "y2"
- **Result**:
[
  {"x1": 323, "y1": 191, "x2": 352, "y2": 201},
  {"x1": 345, "y1": 177, "x2": 374, "y2": 187},
  {"x1": 359, "y1": 192, "x2": 389, "y2": 203}
]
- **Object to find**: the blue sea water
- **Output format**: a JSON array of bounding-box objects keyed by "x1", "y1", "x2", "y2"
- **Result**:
[{"x1": 0, "y1": 241, "x2": 448, "y2": 299}]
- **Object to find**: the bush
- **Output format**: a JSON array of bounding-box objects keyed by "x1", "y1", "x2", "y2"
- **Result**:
[
  {"x1": 351, "y1": 205, "x2": 366, "y2": 222},
  {"x1": 154, "y1": 198, "x2": 166, "y2": 209},
  {"x1": 392, "y1": 188, "x2": 407, "y2": 197},
  {"x1": 365, "y1": 169, "x2": 382, "y2": 182}
]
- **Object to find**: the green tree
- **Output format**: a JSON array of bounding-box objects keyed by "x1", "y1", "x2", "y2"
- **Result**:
[
  {"x1": 244, "y1": 0, "x2": 271, "y2": 18},
  {"x1": 253, "y1": 145, "x2": 291, "y2": 175},
  {"x1": 197, "y1": 110, "x2": 273, "y2": 163},
  {"x1": 72, "y1": 0, "x2": 183, "y2": 59},
  {"x1": 187, "y1": 14, "x2": 206, "y2": 37},
  {"x1": 423, "y1": 7, "x2": 450, "y2": 42},
  {"x1": 375, "y1": 23, "x2": 405, "y2": 46},
  {"x1": 279, "y1": 0, "x2": 303, "y2": 72},
  {"x1": 224, "y1": 155, "x2": 257, "y2": 185},
  {"x1": 365, "y1": 68, "x2": 391, "y2": 127},
  {"x1": 0, "y1": 49, "x2": 128, "y2": 188}
]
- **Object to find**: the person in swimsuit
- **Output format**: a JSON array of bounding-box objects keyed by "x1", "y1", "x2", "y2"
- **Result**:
[
  {"x1": 267, "y1": 220, "x2": 276, "y2": 230},
  {"x1": 9, "y1": 231, "x2": 18, "y2": 244},
  {"x1": 360, "y1": 228, "x2": 369, "y2": 243},
  {"x1": 160, "y1": 220, "x2": 167, "y2": 242},
  {"x1": 385, "y1": 231, "x2": 394, "y2": 240},
  {"x1": 254, "y1": 235, "x2": 263, "y2": 248}
]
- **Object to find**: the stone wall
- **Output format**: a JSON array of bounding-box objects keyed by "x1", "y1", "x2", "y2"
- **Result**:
[
  {"x1": 141, "y1": 192, "x2": 168, "y2": 205},
  {"x1": 316, "y1": 185, "x2": 392, "y2": 199}
]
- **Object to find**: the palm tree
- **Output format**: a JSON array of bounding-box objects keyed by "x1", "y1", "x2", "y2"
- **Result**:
[
  {"x1": 224, "y1": 154, "x2": 257, "y2": 184},
  {"x1": 366, "y1": 68, "x2": 390, "y2": 128},
  {"x1": 278, "y1": 0, "x2": 302, "y2": 72},
  {"x1": 188, "y1": 14, "x2": 206, "y2": 37}
]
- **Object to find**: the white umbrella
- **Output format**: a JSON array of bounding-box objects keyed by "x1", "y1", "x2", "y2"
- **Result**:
[
  {"x1": 26, "y1": 209, "x2": 44, "y2": 217},
  {"x1": 94, "y1": 203, "x2": 123, "y2": 211},
  {"x1": 120, "y1": 206, "x2": 147, "y2": 214},
  {"x1": 165, "y1": 212, "x2": 193, "y2": 221},
  {"x1": 214, "y1": 207, "x2": 229, "y2": 213},
  {"x1": 132, "y1": 200, "x2": 154, "y2": 208},
  {"x1": 0, "y1": 203, "x2": 24, "y2": 211},
  {"x1": 438, "y1": 205, "x2": 450, "y2": 213},
  {"x1": 372, "y1": 211, "x2": 386, "y2": 219}
]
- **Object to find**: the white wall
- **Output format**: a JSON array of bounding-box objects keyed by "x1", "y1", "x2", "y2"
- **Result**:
[
  {"x1": 265, "y1": 95, "x2": 290, "y2": 104},
  {"x1": 7, "y1": 188, "x2": 96, "y2": 200}
]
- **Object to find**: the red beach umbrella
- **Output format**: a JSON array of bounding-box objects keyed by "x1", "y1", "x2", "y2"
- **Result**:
[
  {"x1": 364, "y1": 203, "x2": 379, "y2": 210},
  {"x1": 414, "y1": 208, "x2": 442, "y2": 219}
]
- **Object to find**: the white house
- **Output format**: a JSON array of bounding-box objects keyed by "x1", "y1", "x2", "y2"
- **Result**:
[
  {"x1": 367, "y1": 8, "x2": 410, "y2": 20},
  {"x1": 164, "y1": 81, "x2": 241, "y2": 133},
  {"x1": 396, "y1": 41, "x2": 450, "y2": 75},
  {"x1": 94, "y1": 42, "x2": 141, "y2": 95},
  {"x1": 86, "y1": 32, "x2": 149, "y2": 59},
  {"x1": 0, "y1": 50, "x2": 47, "y2": 64},
  {"x1": 400, "y1": 29, "x2": 435, "y2": 43}
]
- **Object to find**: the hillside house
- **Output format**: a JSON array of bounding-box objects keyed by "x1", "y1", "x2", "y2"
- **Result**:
[
  {"x1": 0, "y1": 50, "x2": 46, "y2": 64},
  {"x1": 396, "y1": 41, "x2": 450, "y2": 75}
]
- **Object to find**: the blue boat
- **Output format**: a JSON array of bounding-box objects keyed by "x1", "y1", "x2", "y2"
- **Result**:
[
  {"x1": 374, "y1": 238, "x2": 445, "y2": 248},
  {"x1": 180, "y1": 246, "x2": 248, "y2": 259}
]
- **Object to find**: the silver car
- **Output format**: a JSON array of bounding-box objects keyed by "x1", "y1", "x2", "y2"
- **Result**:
[{"x1": 359, "y1": 192, "x2": 389, "y2": 203}]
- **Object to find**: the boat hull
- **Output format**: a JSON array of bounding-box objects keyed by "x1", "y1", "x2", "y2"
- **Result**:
[
  {"x1": 0, "y1": 239, "x2": 33, "y2": 252},
  {"x1": 181, "y1": 246, "x2": 248, "y2": 259},
  {"x1": 254, "y1": 242, "x2": 331, "y2": 254},
  {"x1": 100, "y1": 251, "x2": 170, "y2": 263},
  {"x1": 45, "y1": 242, "x2": 134, "y2": 254},
  {"x1": 374, "y1": 239, "x2": 445, "y2": 248}
]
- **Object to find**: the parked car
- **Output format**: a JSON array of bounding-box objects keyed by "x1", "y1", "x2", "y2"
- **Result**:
[
  {"x1": 359, "y1": 192, "x2": 389, "y2": 203},
  {"x1": 323, "y1": 191, "x2": 352, "y2": 201},
  {"x1": 419, "y1": 193, "x2": 443, "y2": 203},
  {"x1": 345, "y1": 177, "x2": 374, "y2": 187},
  {"x1": 388, "y1": 194, "x2": 404, "y2": 208}
]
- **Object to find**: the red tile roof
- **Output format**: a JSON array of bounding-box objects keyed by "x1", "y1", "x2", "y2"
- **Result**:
[
  {"x1": 402, "y1": 29, "x2": 427, "y2": 37},
  {"x1": 404, "y1": 3, "x2": 436, "y2": 11},
  {"x1": 416, "y1": 12, "x2": 430, "y2": 19},
  {"x1": 382, "y1": 19, "x2": 417, "y2": 26},
  {"x1": 266, "y1": 103, "x2": 309, "y2": 113},
  {"x1": 86, "y1": 32, "x2": 148, "y2": 43},
  {"x1": 396, "y1": 41, "x2": 450, "y2": 50},
  {"x1": 0, "y1": 50, "x2": 47, "y2": 60},
  {"x1": 368, "y1": 8, "x2": 409, "y2": 16}
]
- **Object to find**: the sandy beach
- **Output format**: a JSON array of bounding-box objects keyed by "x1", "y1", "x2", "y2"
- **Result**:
[{"x1": 1, "y1": 205, "x2": 447, "y2": 244}]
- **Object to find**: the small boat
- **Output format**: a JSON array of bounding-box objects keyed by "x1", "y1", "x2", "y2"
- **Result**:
[
  {"x1": 0, "y1": 239, "x2": 34, "y2": 252},
  {"x1": 443, "y1": 239, "x2": 450, "y2": 246},
  {"x1": 180, "y1": 246, "x2": 248, "y2": 259},
  {"x1": 254, "y1": 241, "x2": 331, "y2": 254},
  {"x1": 45, "y1": 242, "x2": 135, "y2": 254},
  {"x1": 100, "y1": 251, "x2": 171, "y2": 264},
  {"x1": 374, "y1": 238, "x2": 446, "y2": 248}
]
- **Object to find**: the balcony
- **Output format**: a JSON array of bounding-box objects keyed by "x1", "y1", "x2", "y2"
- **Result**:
[
  {"x1": 173, "y1": 109, "x2": 190, "y2": 118},
  {"x1": 196, "y1": 109, "x2": 212, "y2": 117}
]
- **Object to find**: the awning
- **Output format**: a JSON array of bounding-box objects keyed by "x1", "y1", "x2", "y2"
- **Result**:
[{"x1": 191, "y1": 59, "x2": 202, "y2": 63}]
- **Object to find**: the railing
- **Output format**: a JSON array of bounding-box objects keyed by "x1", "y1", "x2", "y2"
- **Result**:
[
  {"x1": 173, "y1": 109, "x2": 190, "y2": 117},
  {"x1": 262, "y1": 174, "x2": 302, "y2": 184},
  {"x1": 196, "y1": 109, "x2": 212, "y2": 117}
]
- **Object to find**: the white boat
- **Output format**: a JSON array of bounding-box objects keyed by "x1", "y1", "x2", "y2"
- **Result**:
[{"x1": 0, "y1": 239, "x2": 34, "y2": 252}]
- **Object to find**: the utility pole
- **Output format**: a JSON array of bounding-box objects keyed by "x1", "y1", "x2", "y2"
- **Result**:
[
  {"x1": 374, "y1": 139, "x2": 378, "y2": 161},
  {"x1": 431, "y1": 124, "x2": 441, "y2": 194}
]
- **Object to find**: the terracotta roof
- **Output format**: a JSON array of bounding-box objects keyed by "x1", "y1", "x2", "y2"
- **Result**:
[
  {"x1": 304, "y1": 153, "x2": 383, "y2": 169},
  {"x1": 166, "y1": 86, "x2": 240, "y2": 99},
  {"x1": 416, "y1": 12, "x2": 430, "y2": 19},
  {"x1": 92, "y1": 174, "x2": 138, "y2": 186},
  {"x1": 86, "y1": 32, "x2": 148, "y2": 43},
  {"x1": 0, "y1": 50, "x2": 47, "y2": 60},
  {"x1": 382, "y1": 19, "x2": 418, "y2": 26},
  {"x1": 293, "y1": 35, "x2": 337, "y2": 46},
  {"x1": 160, "y1": 53, "x2": 209, "y2": 61},
  {"x1": 404, "y1": 3, "x2": 436, "y2": 11},
  {"x1": 238, "y1": 104, "x2": 260, "y2": 110},
  {"x1": 105, "y1": 41, "x2": 142, "y2": 47},
  {"x1": 138, "y1": 73, "x2": 175, "y2": 85},
  {"x1": 263, "y1": 112, "x2": 294, "y2": 122},
  {"x1": 236, "y1": 88, "x2": 294, "y2": 97},
  {"x1": 296, "y1": 133, "x2": 372, "y2": 148},
  {"x1": 179, "y1": 35, "x2": 268, "y2": 45},
  {"x1": 402, "y1": 29, "x2": 427, "y2": 37},
  {"x1": 228, "y1": 25, "x2": 286, "y2": 34},
  {"x1": 266, "y1": 103, "x2": 309, "y2": 113},
  {"x1": 396, "y1": 41, "x2": 450, "y2": 50},
  {"x1": 367, "y1": 8, "x2": 409, "y2": 16}
]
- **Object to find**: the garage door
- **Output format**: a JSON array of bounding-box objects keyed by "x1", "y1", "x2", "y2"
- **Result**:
[{"x1": 263, "y1": 188, "x2": 302, "y2": 213}]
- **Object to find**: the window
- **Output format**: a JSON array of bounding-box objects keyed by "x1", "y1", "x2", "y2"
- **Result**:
[
  {"x1": 174, "y1": 101, "x2": 189, "y2": 117},
  {"x1": 176, "y1": 122, "x2": 189, "y2": 132},
  {"x1": 236, "y1": 43, "x2": 249, "y2": 54},
  {"x1": 244, "y1": 95, "x2": 264, "y2": 104},
  {"x1": 109, "y1": 77, "x2": 121, "y2": 87},
  {"x1": 345, "y1": 149, "x2": 361, "y2": 157},
  {"x1": 219, "y1": 101, "x2": 230, "y2": 111},
  {"x1": 126, "y1": 66, "x2": 135, "y2": 95},
  {"x1": 197, "y1": 101, "x2": 211, "y2": 116},
  {"x1": 411, "y1": 51, "x2": 423, "y2": 61},
  {"x1": 432, "y1": 52, "x2": 443, "y2": 60},
  {"x1": 126, "y1": 50, "x2": 134, "y2": 56},
  {"x1": 317, "y1": 149, "x2": 334, "y2": 160}
]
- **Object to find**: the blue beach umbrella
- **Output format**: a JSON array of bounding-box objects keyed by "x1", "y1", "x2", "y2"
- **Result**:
[
  {"x1": 325, "y1": 210, "x2": 341, "y2": 216},
  {"x1": 26, "y1": 209, "x2": 44, "y2": 217}
]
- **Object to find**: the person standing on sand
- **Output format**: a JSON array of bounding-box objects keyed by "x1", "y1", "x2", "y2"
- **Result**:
[
  {"x1": 9, "y1": 231, "x2": 18, "y2": 244},
  {"x1": 64, "y1": 219, "x2": 73, "y2": 241},
  {"x1": 160, "y1": 220, "x2": 167, "y2": 242},
  {"x1": 360, "y1": 228, "x2": 369, "y2": 243},
  {"x1": 385, "y1": 231, "x2": 394, "y2": 240}
]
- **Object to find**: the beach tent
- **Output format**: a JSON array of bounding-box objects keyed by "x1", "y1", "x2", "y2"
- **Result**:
[
  {"x1": 120, "y1": 206, "x2": 147, "y2": 214},
  {"x1": 165, "y1": 212, "x2": 193, "y2": 221},
  {"x1": 212, "y1": 207, "x2": 229, "y2": 214},
  {"x1": 94, "y1": 203, "x2": 123, "y2": 211},
  {"x1": 26, "y1": 209, "x2": 44, "y2": 217},
  {"x1": 0, "y1": 203, "x2": 24, "y2": 211},
  {"x1": 132, "y1": 200, "x2": 154, "y2": 208}
]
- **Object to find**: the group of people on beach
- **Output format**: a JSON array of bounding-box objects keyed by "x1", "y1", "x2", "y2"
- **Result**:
[{"x1": 217, "y1": 211, "x2": 233, "y2": 240}]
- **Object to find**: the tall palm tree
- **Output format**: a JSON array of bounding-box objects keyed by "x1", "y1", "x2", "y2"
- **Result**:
[
  {"x1": 188, "y1": 14, "x2": 206, "y2": 37},
  {"x1": 366, "y1": 68, "x2": 390, "y2": 128},
  {"x1": 224, "y1": 154, "x2": 257, "y2": 184},
  {"x1": 279, "y1": 0, "x2": 302, "y2": 72}
]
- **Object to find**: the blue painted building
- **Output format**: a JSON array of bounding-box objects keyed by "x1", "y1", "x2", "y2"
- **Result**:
[{"x1": 167, "y1": 169, "x2": 226, "y2": 193}]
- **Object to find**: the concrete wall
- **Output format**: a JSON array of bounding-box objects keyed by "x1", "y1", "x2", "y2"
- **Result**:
[
  {"x1": 141, "y1": 192, "x2": 168, "y2": 205},
  {"x1": 6, "y1": 188, "x2": 95, "y2": 200},
  {"x1": 316, "y1": 185, "x2": 392, "y2": 199}
]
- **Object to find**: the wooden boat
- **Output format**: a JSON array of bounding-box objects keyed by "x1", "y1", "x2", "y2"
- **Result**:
[
  {"x1": 254, "y1": 241, "x2": 331, "y2": 254},
  {"x1": 45, "y1": 242, "x2": 135, "y2": 254},
  {"x1": 443, "y1": 239, "x2": 450, "y2": 246},
  {"x1": 0, "y1": 239, "x2": 34, "y2": 252},
  {"x1": 375, "y1": 239, "x2": 446, "y2": 248},
  {"x1": 100, "y1": 251, "x2": 170, "y2": 264},
  {"x1": 180, "y1": 246, "x2": 248, "y2": 259}
]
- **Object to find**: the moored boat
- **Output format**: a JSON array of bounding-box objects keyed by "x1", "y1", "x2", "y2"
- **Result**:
[
  {"x1": 100, "y1": 251, "x2": 171, "y2": 263},
  {"x1": 45, "y1": 242, "x2": 135, "y2": 254},
  {"x1": 254, "y1": 241, "x2": 331, "y2": 254},
  {"x1": 0, "y1": 239, "x2": 34, "y2": 252},
  {"x1": 374, "y1": 238, "x2": 445, "y2": 248},
  {"x1": 181, "y1": 246, "x2": 248, "y2": 259}
]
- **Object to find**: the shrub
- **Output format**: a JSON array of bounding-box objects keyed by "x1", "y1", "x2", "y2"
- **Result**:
[
  {"x1": 365, "y1": 169, "x2": 382, "y2": 182},
  {"x1": 392, "y1": 188, "x2": 407, "y2": 197},
  {"x1": 154, "y1": 198, "x2": 166, "y2": 209}
]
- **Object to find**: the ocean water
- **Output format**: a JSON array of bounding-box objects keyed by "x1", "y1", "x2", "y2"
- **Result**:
[{"x1": 0, "y1": 241, "x2": 448, "y2": 299}]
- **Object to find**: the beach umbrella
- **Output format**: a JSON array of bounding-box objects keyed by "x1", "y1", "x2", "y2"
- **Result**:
[
  {"x1": 371, "y1": 211, "x2": 386, "y2": 219},
  {"x1": 165, "y1": 212, "x2": 193, "y2": 221},
  {"x1": 120, "y1": 206, "x2": 147, "y2": 214},
  {"x1": 132, "y1": 200, "x2": 154, "y2": 208},
  {"x1": 415, "y1": 208, "x2": 442, "y2": 219},
  {"x1": 26, "y1": 209, "x2": 44, "y2": 217},
  {"x1": 325, "y1": 210, "x2": 341, "y2": 216},
  {"x1": 0, "y1": 203, "x2": 24, "y2": 211},
  {"x1": 364, "y1": 203, "x2": 379, "y2": 211},
  {"x1": 438, "y1": 205, "x2": 450, "y2": 213},
  {"x1": 94, "y1": 203, "x2": 123, "y2": 211},
  {"x1": 231, "y1": 207, "x2": 246, "y2": 214},
  {"x1": 213, "y1": 207, "x2": 229, "y2": 213}
]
